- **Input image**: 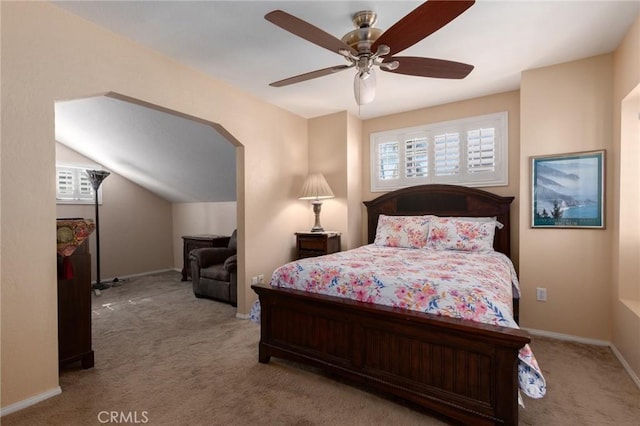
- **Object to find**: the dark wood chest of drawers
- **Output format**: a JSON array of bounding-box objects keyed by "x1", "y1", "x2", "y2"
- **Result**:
[{"x1": 57, "y1": 241, "x2": 94, "y2": 369}]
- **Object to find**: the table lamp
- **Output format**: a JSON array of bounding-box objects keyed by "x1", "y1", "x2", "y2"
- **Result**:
[{"x1": 299, "y1": 173, "x2": 335, "y2": 232}]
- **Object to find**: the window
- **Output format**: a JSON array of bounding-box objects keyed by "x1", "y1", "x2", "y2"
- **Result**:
[
  {"x1": 56, "y1": 164, "x2": 102, "y2": 204},
  {"x1": 370, "y1": 112, "x2": 508, "y2": 192}
]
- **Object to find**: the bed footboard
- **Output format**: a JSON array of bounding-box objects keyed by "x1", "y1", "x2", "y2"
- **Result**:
[{"x1": 253, "y1": 284, "x2": 529, "y2": 426}]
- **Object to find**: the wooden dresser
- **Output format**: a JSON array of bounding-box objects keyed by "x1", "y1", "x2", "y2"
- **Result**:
[{"x1": 57, "y1": 241, "x2": 94, "y2": 369}]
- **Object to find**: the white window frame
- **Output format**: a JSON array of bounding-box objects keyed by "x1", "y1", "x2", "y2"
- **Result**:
[
  {"x1": 56, "y1": 163, "x2": 104, "y2": 205},
  {"x1": 370, "y1": 112, "x2": 508, "y2": 192}
]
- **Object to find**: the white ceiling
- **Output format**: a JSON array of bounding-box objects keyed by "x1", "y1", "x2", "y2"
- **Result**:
[
  {"x1": 53, "y1": 0, "x2": 639, "y2": 120},
  {"x1": 50, "y1": 1, "x2": 639, "y2": 203}
]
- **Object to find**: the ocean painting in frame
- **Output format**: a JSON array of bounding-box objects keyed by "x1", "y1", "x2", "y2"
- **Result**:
[{"x1": 531, "y1": 150, "x2": 605, "y2": 228}]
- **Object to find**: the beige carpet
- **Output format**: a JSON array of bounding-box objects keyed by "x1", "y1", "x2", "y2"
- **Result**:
[{"x1": 3, "y1": 271, "x2": 639, "y2": 425}]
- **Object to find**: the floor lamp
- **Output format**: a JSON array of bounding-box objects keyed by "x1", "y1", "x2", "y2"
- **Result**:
[{"x1": 86, "y1": 169, "x2": 110, "y2": 292}]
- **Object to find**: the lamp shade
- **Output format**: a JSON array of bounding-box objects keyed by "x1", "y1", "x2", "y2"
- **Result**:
[
  {"x1": 354, "y1": 68, "x2": 376, "y2": 105},
  {"x1": 85, "y1": 169, "x2": 111, "y2": 191},
  {"x1": 299, "y1": 173, "x2": 334, "y2": 200}
]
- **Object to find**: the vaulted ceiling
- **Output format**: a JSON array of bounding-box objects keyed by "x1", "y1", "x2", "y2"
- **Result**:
[{"x1": 55, "y1": 96, "x2": 237, "y2": 203}]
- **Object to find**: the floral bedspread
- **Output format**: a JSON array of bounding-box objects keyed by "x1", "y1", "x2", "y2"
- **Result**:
[{"x1": 256, "y1": 244, "x2": 546, "y2": 400}]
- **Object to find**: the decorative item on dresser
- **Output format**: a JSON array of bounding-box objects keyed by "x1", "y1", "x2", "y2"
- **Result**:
[
  {"x1": 181, "y1": 234, "x2": 231, "y2": 281},
  {"x1": 295, "y1": 232, "x2": 341, "y2": 259}
]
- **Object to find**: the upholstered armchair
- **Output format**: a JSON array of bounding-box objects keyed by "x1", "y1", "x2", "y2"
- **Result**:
[{"x1": 189, "y1": 230, "x2": 237, "y2": 306}]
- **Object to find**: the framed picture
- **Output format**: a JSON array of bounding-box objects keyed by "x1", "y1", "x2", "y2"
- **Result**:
[{"x1": 531, "y1": 150, "x2": 605, "y2": 228}]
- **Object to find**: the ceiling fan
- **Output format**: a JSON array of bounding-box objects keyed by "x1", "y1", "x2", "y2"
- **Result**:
[{"x1": 265, "y1": 0, "x2": 476, "y2": 105}]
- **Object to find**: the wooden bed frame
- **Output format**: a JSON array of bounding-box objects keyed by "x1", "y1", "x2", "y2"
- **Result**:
[{"x1": 252, "y1": 185, "x2": 529, "y2": 425}]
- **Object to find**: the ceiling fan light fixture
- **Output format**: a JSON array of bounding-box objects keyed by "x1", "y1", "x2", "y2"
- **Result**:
[
  {"x1": 265, "y1": 2, "x2": 476, "y2": 106},
  {"x1": 354, "y1": 68, "x2": 376, "y2": 105},
  {"x1": 358, "y1": 70, "x2": 371, "y2": 80}
]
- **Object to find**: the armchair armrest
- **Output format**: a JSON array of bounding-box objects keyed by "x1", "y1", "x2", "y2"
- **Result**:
[
  {"x1": 190, "y1": 247, "x2": 235, "y2": 268},
  {"x1": 223, "y1": 254, "x2": 237, "y2": 272}
]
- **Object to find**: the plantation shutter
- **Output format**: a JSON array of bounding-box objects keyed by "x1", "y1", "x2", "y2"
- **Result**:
[
  {"x1": 79, "y1": 174, "x2": 93, "y2": 197},
  {"x1": 467, "y1": 128, "x2": 496, "y2": 174},
  {"x1": 57, "y1": 169, "x2": 75, "y2": 200},
  {"x1": 378, "y1": 141, "x2": 399, "y2": 180},
  {"x1": 434, "y1": 133, "x2": 460, "y2": 176},
  {"x1": 405, "y1": 137, "x2": 428, "y2": 178},
  {"x1": 370, "y1": 112, "x2": 507, "y2": 191}
]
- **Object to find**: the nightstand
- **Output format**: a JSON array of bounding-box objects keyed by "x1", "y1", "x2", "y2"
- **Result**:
[{"x1": 295, "y1": 232, "x2": 341, "y2": 260}]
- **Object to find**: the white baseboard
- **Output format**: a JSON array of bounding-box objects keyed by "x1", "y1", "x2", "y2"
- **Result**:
[
  {"x1": 235, "y1": 312, "x2": 250, "y2": 320},
  {"x1": 0, "y1": 386, "x2": 61, "y2": 417},
  {"x1": 610, "y1": 343, "x2": 640, "y2": 390},
  {"x1": 524, "y1": 327, "x2": 610, "y2": 346},
  {"x1": 525, "y1": 327, "x2": 640, "y2": 390}
]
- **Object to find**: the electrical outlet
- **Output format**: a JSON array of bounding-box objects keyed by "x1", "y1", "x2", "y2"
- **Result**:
[
  {"x1": 536, "y1": 287, "x2": 547, "y2": 302},
  {"x1": 257, "y1": 274, "x2": 264, "y2": 284},
  {"x1": 251, "y1": 276, "x2": 258, "y2": 285}
]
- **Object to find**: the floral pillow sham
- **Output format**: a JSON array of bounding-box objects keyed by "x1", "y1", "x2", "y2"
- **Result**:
[
  {"x1": 426, "y1": 216, "x2": 498, "y2": 252},
  {"x1": 374, "y1": 214, "x2": 433, "y2": 249}
]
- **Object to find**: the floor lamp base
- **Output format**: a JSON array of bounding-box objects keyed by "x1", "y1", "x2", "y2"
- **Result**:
[{"x1": 92, "y1": 281, "x2": 110, "y2": 291}]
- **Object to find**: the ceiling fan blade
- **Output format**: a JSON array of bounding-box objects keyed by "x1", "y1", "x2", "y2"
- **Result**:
[
  {"x1": 269, "y1": 65, "x2": 353, "y2": 87},
  {"x1": 372, "y1": 0, "x2": 475, "y2": 57},
  {"x1": 265, "y1": 10, "x2": 357, "y2": 56},
  {"x1": 382, "y1": 57, "x2": 473, "y2": 79}
]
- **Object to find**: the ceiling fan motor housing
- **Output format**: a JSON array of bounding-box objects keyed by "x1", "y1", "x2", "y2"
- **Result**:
[{"x1": 341, "y1": 11, "x2": 382, "y2": 53}]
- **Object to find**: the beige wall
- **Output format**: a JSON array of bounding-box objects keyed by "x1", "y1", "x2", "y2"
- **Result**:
[
  {"x1": 56, "y1": 143, "x2": 174, "y2": 281},
  {"x1": 308, "y1": 112, "x2": 347, "y2": 241},
  {"x1": 171, "y1": 202, "x2": 237, "y2": 269},
  {"x1": 307, "y1": 111, "x2": 363, "y2": 250},
  {"x1": 520, "y1": 55, "x2": 613, "y2": 340},
  {"x1": 1, "y1": 1, "x2": 307, "y2": 409},
  {"x1": 346, "y1": 112, "x2": 363, "y2": 249},
  {"x1": 612, "y1": 16, "x2": 640, "y2": 379},
  {"x1": 362, "y1": 91, "x2": 522, "y2": 267}
]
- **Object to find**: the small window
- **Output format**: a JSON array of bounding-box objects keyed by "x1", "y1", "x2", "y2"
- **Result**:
[
  {"x1": 56, "y1": 164, "x2": 103, "y2": 204},
  {"x1": 370, "y1": 112, "x2": 508, "y2": 192}
]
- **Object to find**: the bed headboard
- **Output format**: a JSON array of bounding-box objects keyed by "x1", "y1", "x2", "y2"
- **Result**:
[{"x1": 363, "y1": 184, "x2": 515, "y2": 257}]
